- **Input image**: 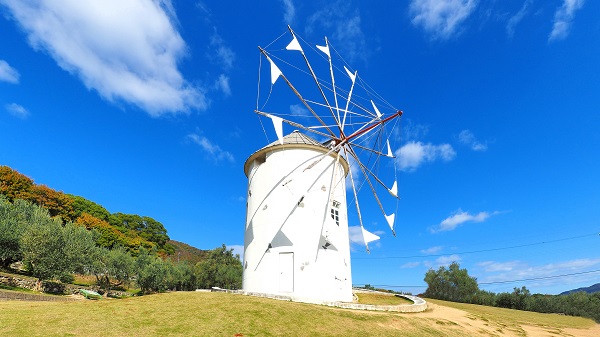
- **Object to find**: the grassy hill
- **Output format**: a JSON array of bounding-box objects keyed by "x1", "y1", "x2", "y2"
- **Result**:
[{"x1": 1, "y1": 292, "x2": 598, "y2": 336}]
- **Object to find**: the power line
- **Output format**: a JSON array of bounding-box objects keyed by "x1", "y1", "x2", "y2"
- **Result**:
[
  {"x1": 478, "y1": 268, "x2": 600, "y2": 285},
  {"x1": 354, "y1": 269, "x2": 600, "y2": 289},
  {"x1": 353, "y1": 232, "x2": 598, "y2": 260}
]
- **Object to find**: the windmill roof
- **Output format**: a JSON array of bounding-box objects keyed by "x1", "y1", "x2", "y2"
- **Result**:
[
  {"x1": 264, "y1": 130, "x2": 324, "y2": 148},
  {"x1": 244, "y1": 130, "x2": 348, "y2": 177}
]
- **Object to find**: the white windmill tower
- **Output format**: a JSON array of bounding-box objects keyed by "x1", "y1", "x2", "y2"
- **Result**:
[{"x1": 243, "y1": 27, "x2": 402, "y2": 304}]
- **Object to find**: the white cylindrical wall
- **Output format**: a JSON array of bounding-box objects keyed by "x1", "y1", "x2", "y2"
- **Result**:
[{"x1": 243, "y1": 142, "x2": 352, "y2": 303}]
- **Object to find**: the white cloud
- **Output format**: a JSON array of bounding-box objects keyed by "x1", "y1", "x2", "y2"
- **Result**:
[
  {"x1": 279, "y1": 0, "x2": 296, "y2": 24},
  {"x1": 506, "y1": 0, "x2": 532, "y2": 38},
  {"x1": 187, "y1": 133, "x2": 234, "y2": 163},
  {"x1": 289, "y1": 104, "x2": 310, "y2": 117},
  {"x1": 421, "y1": 246, "x2": 444, "y2": 255},
  {"x1": 1, "y1": 0, "x2": 206, "y2": 116},
  {"x1": 433, "y1": 208, "x2": 497, "y2": 232},
  {"x1": 458, "y1": 130, "x2": 487, "y2": 151},
  {"x1": 409, "y1": 0, "x2": 478, "y2": 40},
  {"x1": 214, "y1": 74, "x2": 231, "y2": 96},
  {"x1": 0, "y1": 60, "x2": 20, "y2": 84},
  {"x1": 5, "y1": 103, "x2": 29, "y2": 119},
  {"x1": 477, "y1": 260, "x2": 524, "y2": 272},
  {"x1": 348, "y1": 225, "x2": 364, "y2": 244},
  {"x1": 435, "y1": 254, "x2": 461, "y2": 267},
  {"x1": 549, "y1": 0, "x2": 586, "y2": 42},
  {"x1": 402, "y1": 121, "x2": 429, "y2": 141},
  {"x1": 395, "y1": 141, "x2": 456, "y2": 172},
  {"x1": 479, "y1": 258, "x2": 600, "y2": 286},
  {"x1": 209, "y1": 30, "x2": 235, "y2": 71},
  {"x1": 401, "y1": 261, "x2": 421, "y2": 268},
  {"x1": 306, "y1": 0, "x2": 367, "y2": 62}
]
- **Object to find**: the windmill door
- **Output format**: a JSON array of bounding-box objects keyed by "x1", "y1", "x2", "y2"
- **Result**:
[{"x1": 279, "y1": 252, "x2": 294, "y2": 293}]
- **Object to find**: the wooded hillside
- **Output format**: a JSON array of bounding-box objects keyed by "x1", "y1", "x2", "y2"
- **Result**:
[{"x1": 0, "y1": 165, "x2": 202, "y2": 260}]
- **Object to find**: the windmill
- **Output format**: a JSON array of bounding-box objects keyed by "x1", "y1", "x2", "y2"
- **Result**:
[{"x1": 243, "y1": 27, "x2": 402, "y2": 303}]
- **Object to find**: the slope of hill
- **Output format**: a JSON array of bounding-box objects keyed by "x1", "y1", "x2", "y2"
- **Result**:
[
  {"x1": 561, "y1": 283, "x2": 600, "y2": 295},
  {"x1": 0, "y1": 165, "x2": 174, "y2": 256},
  {"x1": 167, "y1": 240, "x2": 208, "y2": 265}
]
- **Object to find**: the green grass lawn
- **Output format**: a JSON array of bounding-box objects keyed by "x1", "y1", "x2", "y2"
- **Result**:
[
  {"x1": 0, "y1": 292, "x2": 597, "y2": 336},
  {"x1": 355, "y1": 292, "x2": 413, "y2": 305}
]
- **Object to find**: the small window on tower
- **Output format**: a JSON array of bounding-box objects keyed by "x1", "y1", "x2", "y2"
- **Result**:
[{"x1": 330, "y1": 208, "x2": 339, "y2": 226}]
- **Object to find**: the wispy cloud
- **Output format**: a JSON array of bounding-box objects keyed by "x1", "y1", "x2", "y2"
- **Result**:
[
  {"x1": 432, "y1": 208, "x2": 499, "y2": 232},
  {"x1": 214, "y1": 74, "x2": 231, "y2": 96},
  {"x1": 478, "y1": 260, "x2": 524, "y2": 273},
  {"x1": 506, "y1": 0, "x2": 532, "y2": 38},
  {"x1": 458, "y1": 130, "x2": 487, "y2": 151},
  {"x1": 306, "y1": 0, "x2": 367, "y2": 62},
  {"x1": 478, "y1": 258, "x2": 600, "y2": 288},
  {"x1": 0, "y1": 60, "x2": 20, "y2": 84},
  {"x1": 434, "y1": 254, "x2": 461, "y2": 267},
  {"x1": 401, "y1": 261, "x2": 421, "y2": 268},
  {"x1": 5, "y1": 103, "x2": 29, "y2": 119},
  {"x1": 409, "y1": 0, "x2": 478, "y2": 40},
  {"x1": 402, "y1": 121, "x2": 430, "y2": 141},
  {"x1": 208, "y1": 30, "x2": 235, "y2": 71},
  {"x1": 2, "y1": 0, "x2": 206, "y2": 116},
  {"x1": 395, "y1": 141, "x2": 456, "y2": 172},
  {"x1": 279, "y1": 0, "x2": 296, "y2": 24},
  {"x1": 549, "y1": 0, "x2": 586, "y2": 42},
  {"x1": 187, "y1": 133, "x2": 234, "y2": 163},
  {"x1": 289, "y1": 104, "x2": 310, "y2": 117},
  {"x1": 421, "y1": 246, "x2": 444, "y2": 255}
]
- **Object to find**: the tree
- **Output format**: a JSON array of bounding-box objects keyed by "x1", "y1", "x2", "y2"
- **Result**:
[
  {"x1": 424, "y1": 262, "x2": 479, "y2": 303},
  {"x1": 196, "y1": 244, "x2": 242, "y2": 290},
  {"x1": 62, "y1": 222, "x2": 99, "y2": 275},
  {"x1": 75, "y1": 212, "x2": 128, "y2": 249},
  {"x1": 109, "y1": 213, "x2": 170, "y2": 250},
  {"x1": 0, "y1": 166, "x2": 35, "y2": 202},
  {"x1": 0, "y1": 197, "x2": 41, "y2": 267},
  {"x1": 30, "y1": 185, "x2": 75, "y2": 222},
  {"x1": 135, "y1": 249, "x2": 169, "y2": 293},
  {"x1": 92, "y1": 246, "x2": 134, "y2": 295},
  {"x1": 20, "y1": 216, "x2": 69, "y2": 280},
  {"x1": 69, "y1": 194, "x2": 111, "y2": 222}
]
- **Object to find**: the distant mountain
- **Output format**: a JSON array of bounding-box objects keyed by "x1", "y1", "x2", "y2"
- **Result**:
[
  {"x1": 560, "y1": 283, "x2": 600, "y2": 295},
  {"x1": 168, "y1": 240, "x2": 209, "y2": 265}
]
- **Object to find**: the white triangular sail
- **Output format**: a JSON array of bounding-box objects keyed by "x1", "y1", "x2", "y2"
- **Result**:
[
  {"x1": 371, "y1": 100, "x2": 382, "y2": 118},
  {"x1": 286, "y1": 35, "x2": 303, "y2": 52},
  {"x1": 362, "y1": 226, "x2": 380, "y2": 253},
  {"x1": 386, "y1": 140, "x2": 393, "y2": 158},
  {"x1": 361, "y1": 226, "x2": 380, "y2": 244},
  {"x1": 388, "y1": 180, "x2": 398, "y2": 198},
  {"x1": 344, "y1": 66, "x2": 356, "y2": 83},
  {"x1": 385, "y1": 213, "x2": 395, "y2": 232},
  {"x1": 268, "y1": 114, "x2": 284, "y2": 144},
  {"x1": 268, "y1": 57, "x2": 282, "y2": 85},
  {"x1": 316, "y1": 43, "x2": 330, "y2": 57}
]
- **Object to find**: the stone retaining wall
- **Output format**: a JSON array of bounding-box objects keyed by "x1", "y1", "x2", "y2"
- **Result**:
[
  {"x1": 210, "y1": 288, "x2": 428, "y2": 313},
  {"x1": 0, "y1": 272, "x2": 129, "y2": 298}
]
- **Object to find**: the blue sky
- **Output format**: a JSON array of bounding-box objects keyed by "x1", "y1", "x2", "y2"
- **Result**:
[{"x1": 1, "y1": 0, "x2": 599, "y2": 295}]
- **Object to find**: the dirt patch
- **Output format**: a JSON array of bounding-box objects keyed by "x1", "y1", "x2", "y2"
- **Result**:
[{"x1": 413, "y1": 302, "x2": 600, "y2": 337}]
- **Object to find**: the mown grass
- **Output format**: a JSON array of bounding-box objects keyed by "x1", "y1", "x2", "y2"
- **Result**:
[
  {"x1": 0, "y1": 292, "x2": 597, "y2": 337},
  {"x1": 355, "y1": 292, "x2": 413, "y2": 305}
]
